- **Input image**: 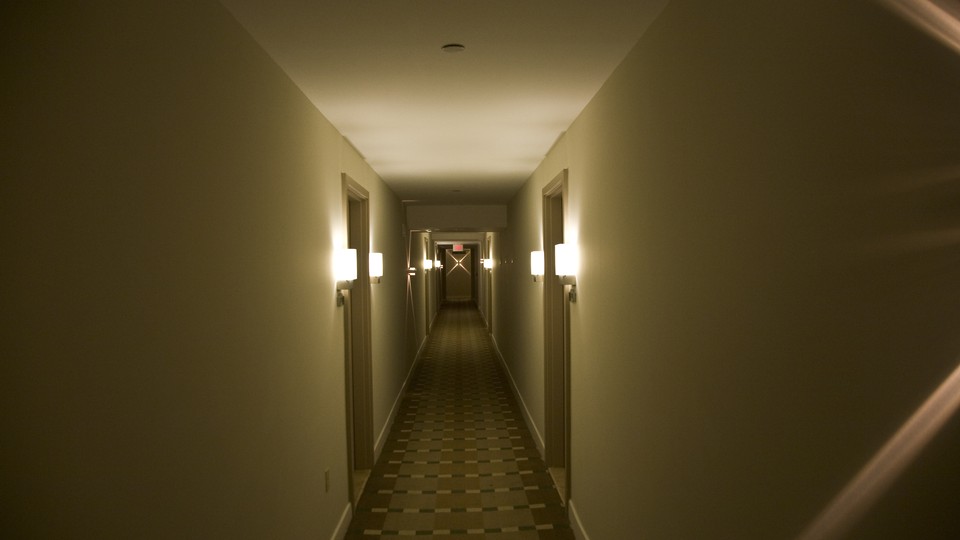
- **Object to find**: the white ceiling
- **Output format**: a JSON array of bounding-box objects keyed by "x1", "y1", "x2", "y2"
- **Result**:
[{"x1": 220, "y1": 0, "x2": 669, "y2": 204}]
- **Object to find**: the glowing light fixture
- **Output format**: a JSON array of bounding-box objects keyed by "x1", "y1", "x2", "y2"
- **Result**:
[
  {"x1": 335, "y1": 248, "x2": 357, "y2": 283},
  {"x1": 530, "y1": 250, "x2": 544, "y2": 282},
  {"x1": 554, "y1": 243, "x2": 578, "y2": 302},
  {"x1": 369, "y1": 252, "x2": 383, "y2": 284},
  {"x1": 555, "y1": 244, "x2": 578, "y2": 278},
  {"x1": 483, "y1": 258, "x2": 493, "y2": 270},
  {"x1": 335, "y1": 248, "x2": 357, "y2": 306},
  {"x1": 424, "y1": 259, "x2": 433, "y2": 270}
]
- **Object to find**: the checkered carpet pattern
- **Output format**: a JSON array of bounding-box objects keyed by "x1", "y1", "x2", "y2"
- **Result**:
[{"x1": 345, "y1": 301, "x2": 573, "y2": 539}]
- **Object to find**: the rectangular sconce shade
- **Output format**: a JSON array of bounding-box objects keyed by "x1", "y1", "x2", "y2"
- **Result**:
[
  {"x1": 434, "y1": 259, "x2": 441, "y2": 269},
  {"x1": 369, "y1": 252, "x2": 383, "y2": 278},
  {"x1": 335, "y1": 248, "x2": 358, "y2": 281},
  {"x1": 554, "y1": 244, "x2": 578, "y2": 277},
  {"x1": 424, "y1": 259, "x2": 433, "y2": 270},
  {"x1": 530, "y1": 251, "x2": 544, "y2": 276},
  {"x1": 483, "y1": 258, "x2": 493, "y2": 269}
]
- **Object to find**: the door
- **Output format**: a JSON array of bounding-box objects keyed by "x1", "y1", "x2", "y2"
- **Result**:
[
  {"x1": 343, "y1": 175, "x2": 373, "y2": 505},
  {"x1": 444, "y1": 247, "x2": 473, "y2": 302},
  {"x1": 543, "y1": 170, "x2": 570, "y2": 506}
]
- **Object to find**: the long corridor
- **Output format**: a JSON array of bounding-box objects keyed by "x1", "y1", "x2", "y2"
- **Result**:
[{"x1": 346, "y1": 302, "x2": 573, "y2": 539}]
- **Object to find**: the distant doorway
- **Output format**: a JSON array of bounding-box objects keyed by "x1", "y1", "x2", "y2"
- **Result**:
[
  {"x1": 444, "y1": 247, "x2": 473, "y2": 302},
  {"x1": 543, "y1": 170, "x2": 570, "y2": 506},
  {"x1": 343, "y1": 175, "x2": 373, "y2": 506},
  {"x1": 483, "y1": 236, "x2": 493, "y2": 331}
]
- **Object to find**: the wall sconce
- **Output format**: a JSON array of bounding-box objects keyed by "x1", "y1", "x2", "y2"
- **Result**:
[
  {"x1": 335, "y1": 248, "x2": 357, "y2": 306},
  {"x1": 434, "y1": 258, "x2": 441, "y2": 269},
  {"x1": 530, "y1": 250, "x2": 544, "y2": 282},
  {"x1": 554, "y1": 243, "x2": 578, "y2": 302},
  {"x1": 424, "y1": 259, "x2": 433, "y2": 270},
  {"x1": 369, "y1": 252, "x2": 383, "y2": 284},
  {"x1": 407, "y1": 266, "x2": 417, "y2": 277},
  {"x1": 483, "y1": 258, "x2": 493, "y2": 270}
]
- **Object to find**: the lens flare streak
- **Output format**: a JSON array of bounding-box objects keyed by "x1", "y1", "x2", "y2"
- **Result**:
[
  {"x1": 881, "y1": 0, "x2": 960, "y2": 55},
  {"x1": 798, "y1": 359, "x2": 960, "y2": 540}
]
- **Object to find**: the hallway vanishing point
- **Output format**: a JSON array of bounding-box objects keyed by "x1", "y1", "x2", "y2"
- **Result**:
[{"x1": 346, "y1": 302, "x2": 573, "y2": 539}]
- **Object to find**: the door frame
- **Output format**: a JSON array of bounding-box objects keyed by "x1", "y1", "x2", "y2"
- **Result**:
[
  {"x1": 543, "y1": 169, "x2": 571, "y2": 504},
  {"x1": 483, "y1": 234, "x2": 493, "y2": 331},
  {"x1": 342, "y1": 174, "x2": 373, "y2": 506}
]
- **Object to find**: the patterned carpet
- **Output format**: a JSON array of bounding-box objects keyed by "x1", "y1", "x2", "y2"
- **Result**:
[{"x1": 345, "y1": 302, "x2": 573, "y2": 539}]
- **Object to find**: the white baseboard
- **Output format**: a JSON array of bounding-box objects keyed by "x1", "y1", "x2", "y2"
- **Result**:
[
  {"x1": 330, "y1": 502, "x2": 352, "y2": 540},
  {"x1": 568, "y1": 499, "x2": 591, "y2": 540},
  {"x1": 478, "y1": 307, "x2": 490, "y2": 330},
  {"x1": 374, "y1": 336, "x2": 427, "y2": 460},
  {"x1": 489, "y1": 335, "x2": 545, "y2": 455}
]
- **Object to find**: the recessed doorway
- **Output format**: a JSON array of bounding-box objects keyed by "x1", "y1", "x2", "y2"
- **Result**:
[
  {"x1": 543, "y1": 170, "x2": 570, "y2": 507},
  {"x1": 343, "y1": 175, "x2": 373, "y2": 506}
]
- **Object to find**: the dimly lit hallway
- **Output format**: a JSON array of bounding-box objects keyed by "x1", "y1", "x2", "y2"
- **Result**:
[
  {"x1": 5, "y1": 1, "x2": 960, "y2": 538},
  {"x1": 346, "y1": 302, "x2": 572, "y2": 538}
]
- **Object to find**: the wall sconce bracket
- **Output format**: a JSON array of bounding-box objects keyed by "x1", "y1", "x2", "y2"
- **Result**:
[
  {"x1": 336, "y1": 280, "x2": 354, "y2": 307},
  {"x1": 559, "y1": 275, "x2": 577, "y2": 303}
]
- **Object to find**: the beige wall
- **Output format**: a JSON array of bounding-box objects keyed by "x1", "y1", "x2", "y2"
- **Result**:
[
  {"x1": 405, "y1": 230, "x2": 433, "y2": 361},
  {"x1": 477, "y1": 232, "x2": 498, "y2": 330},
  {"x1": 1, "y1": 2, "x2": 413, "y2": 537},
  {"x1": 339, "y1": 148, "x2": 411, "y2": 461},
  {"x1": 498, "y1": 0, "x2": 960, "y2": 538},
  {"x1": 406, "y1": 205, "x2": 507, "y2": 231},
  {"x1": 496, "y1": 142, "x2": 568, "y2": 450}
]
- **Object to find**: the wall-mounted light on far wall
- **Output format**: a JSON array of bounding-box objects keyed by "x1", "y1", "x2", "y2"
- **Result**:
[
  {"x1": 335, "y1": 248, "x2": 357, "y2": 306},
  {"x1": 424, "y1": 259, "x2": 433, "y2": 270},
  {"x1": 530, "y1": 250, "x2": 544, "y2": 282},
  {"x1": 555, "y1": 243, "x2": 578, "y2": 302},
  {"x1": 369, "y1": 252, "x2": 383, "y2": 284},
  {"x1": 434, "y1": 258, "x2": 441, "y2": 269},
  {"x1": 483, "y1": 258, "x2": 493, "y2": 270}
]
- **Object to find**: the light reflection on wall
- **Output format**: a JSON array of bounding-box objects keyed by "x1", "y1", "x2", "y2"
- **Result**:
[
  {"x1": 882, "y1": 0, "x2": 960, "y2": 55},
  {"x1": 797, "y1": 359, "x2": 960, "y2": 540},
  {"x1": 797, "y1": 5, "x2": 960, "y2": 536}
]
